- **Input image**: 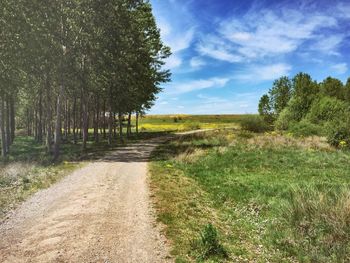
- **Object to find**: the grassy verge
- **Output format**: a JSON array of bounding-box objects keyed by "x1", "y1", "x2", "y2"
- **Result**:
[{"x1": 149, "y1": 130, "x2": 350, "y2": 262}]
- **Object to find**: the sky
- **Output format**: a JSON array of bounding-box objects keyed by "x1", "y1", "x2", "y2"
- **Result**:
[{"x1": 149, "y1": 0, "x2": 350, "y2": 114}]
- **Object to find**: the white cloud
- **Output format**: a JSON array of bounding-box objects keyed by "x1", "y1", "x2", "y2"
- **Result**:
[
  {"x1": 165, "y1": 55, "x2": 182, "y2": 69},
  {"x1": 190, "y1": 57, "x2": 206, "y2": 69},
  {"x1": 168, "y1": 77, "x2": 230, "y2": 94},
  {"x1": 198, "y1": 7, "x2": 341, "y2": 63},
  {"x1": 235, "y1": 63, "x2": 292, "y2": 82},
  {"x1": 331, "y1": 63, "x2": 348, "y2": 75},
  {"x1": 313, "y1": 35, "x2": 344, "y2": 55},
  {"x1": 197, "y1": 42, "x2": 242, "y2": 63}
]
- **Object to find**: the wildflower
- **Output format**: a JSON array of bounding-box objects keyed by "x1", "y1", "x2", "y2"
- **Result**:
[
  {"x1": 166, "y1": 164, "x2": 173, "y2": 168},
  {"x1": 339, "y1": 140, "x2": 347, "y2": 148}
]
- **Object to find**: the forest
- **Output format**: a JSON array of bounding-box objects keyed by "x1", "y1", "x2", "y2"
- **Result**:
[{"x1": 0, "y1": 0, "x2": 170, "y2": 161}]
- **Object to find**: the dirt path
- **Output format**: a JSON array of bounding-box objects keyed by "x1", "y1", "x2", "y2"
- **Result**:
[{"x1": 0, "y1": 137, "x2": 172, "y2": 263}]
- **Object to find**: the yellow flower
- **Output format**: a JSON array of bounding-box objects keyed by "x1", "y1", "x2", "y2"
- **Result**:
[
  {"x1": 166, "y1": 164, "x2": 173, "y2": 168},
  {"x1": 339, "y1": 140, "x2": 347, "y2": 147}
]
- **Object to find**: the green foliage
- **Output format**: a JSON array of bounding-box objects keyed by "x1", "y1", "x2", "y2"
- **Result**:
[
  {"x1": 258, "y1": 94, "x2": 274, "y2": 123},
  {"x1": 240, "y1": 115, "x2": 270, "y2": 133},
  {"x1": 325, "y1": 120, "x2": 350, "y2": 148},
  {"x1": 288, "y1": 119, "x2": 321, "y2": 137},
  {"x1": 320, "y1": 77, "x2": 344, "y2": 100},
  {"x1": 269, "y1": 76, "x2": 292, "y2": 115},
  {"x1": 273, "y1": 185, "x2": 350, "y2": 262},
  {"x1": 306, "y1": 96, "x2": 349, "y2": 124},
  {"x1": 192, "y1": 224, "x2": 227, "y2": 261},
  {"x1": 275, "y1": 106, "x2": 296, "y2": 130}
]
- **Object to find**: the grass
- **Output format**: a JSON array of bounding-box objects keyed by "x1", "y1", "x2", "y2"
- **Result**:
[{"x1": 149, "y1": 129, "x2": 350, "y2": 262}]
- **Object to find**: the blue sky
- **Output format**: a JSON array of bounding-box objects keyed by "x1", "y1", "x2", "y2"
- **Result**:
[{"x1": 149, "y1": 0, "x2": 350, "y2": 114}]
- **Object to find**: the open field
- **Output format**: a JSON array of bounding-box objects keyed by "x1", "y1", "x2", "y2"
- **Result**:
[
  {"x1": 137, "y1": 114, "x2": 248, "y2": 132},
  {"x1": 150, "y1": 129, "x2": 350, "y2": 262}
]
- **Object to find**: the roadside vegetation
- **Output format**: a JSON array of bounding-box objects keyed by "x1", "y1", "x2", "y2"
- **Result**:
[{"x1": 150, "y1": 129, "x2": 350, "y2": 262}]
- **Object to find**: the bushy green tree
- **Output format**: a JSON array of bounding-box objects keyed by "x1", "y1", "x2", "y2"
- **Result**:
[
  {"x1": 269, "y1": 76, "x2": 292, "y2": 115},
  {"x1": 320, "y1": 77, "x2": 344, "y2": 100}
]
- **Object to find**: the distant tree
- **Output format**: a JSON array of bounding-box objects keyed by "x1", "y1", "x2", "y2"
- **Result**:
[
  {"x1": 291, "y1": 72, "x2": 319, "y2": 120},
  {"x1": 320, "y1": 77, "x2": 344, "y2": 100},
  {"x1": 258, "y1": 94, "x2": 274, "y2": 123},
  {"x1": 344, "y1": 78, "x2": 350, "y2": 101},
  {"x1": 268, "y1": 76, "x2": 292, "y2": 115}
]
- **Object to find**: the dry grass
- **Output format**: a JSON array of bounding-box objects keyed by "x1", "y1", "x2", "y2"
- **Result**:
[{"x1": 247, "y1": 133, "x2": 333, "y2": 151}]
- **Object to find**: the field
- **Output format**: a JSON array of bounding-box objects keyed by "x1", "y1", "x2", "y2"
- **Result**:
[
  {"x1": 149, "y1": 128, "x2": 350, "y2": 262},
  {"x1": 137, "y1": 114, "x2": 247, "y2": 132}
]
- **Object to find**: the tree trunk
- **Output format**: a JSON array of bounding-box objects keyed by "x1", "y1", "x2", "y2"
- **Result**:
[
  {"x1": 127, "y1": 112, "x2": 132, "y2": 137},
  {"x1": 103, "y1": 99, "x2": 106, "y2": 139},
  {"x1": 37, "y1": 92, "x2": 43, "y2": 142},
  {"x1": 0, "y1": 97, "x2": 7, "y2": 157},
  {"x1": 118, "y1": 112, "x2": 123, "y2": 142},
  {"x1": 136, "y1": 112, "x2": 139, "y2": 134},
  {"x1": 5, "y1": 98, "x2": 11, "y2": 152},
  {"x1": 94, "y1": 96, "x2": 99, "y2": 143},
  {"x1": 73, "y1": 97, "x2": 77, "y2": 144},
  {"x1": 9, "y1": 96, "x2": 15, "y2": 143},
  {"x1": 53, "y1": 84, "x2": 64, "y2": 161},
  {"x1": 82, "y1": 95, "x2": 89, "y2": 150},
  {"x1": 108, "y1": 110, "x2": 112, "y2": 145},
  {"x1": 113, "y1": 112, "x2": 117, "y2": 139},
  {"x1": 45, "y1": 74, "x2": 52, "y2": 153}
]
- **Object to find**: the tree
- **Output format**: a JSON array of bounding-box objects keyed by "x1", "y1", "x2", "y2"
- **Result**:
[
  {"x1": 258, "y1": 94, "x2": 274, "y2": 123},
  {"x1": 268, "y1": 76, "x2": 292, "y2": 115},
  {"x1": 320, "y1": 77, "x2": 344, "y2": 100}
]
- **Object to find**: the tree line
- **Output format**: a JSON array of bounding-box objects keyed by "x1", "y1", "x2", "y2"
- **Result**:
[
  {"x1": 259, "y1": 73, "x2": 350, "y2": 147},
  {"x1": 0, "y1": 0, "x2": 171, "y2": 160}
]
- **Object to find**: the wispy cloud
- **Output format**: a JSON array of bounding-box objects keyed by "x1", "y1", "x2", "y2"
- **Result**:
[
  {"x1": 190, "y1": 57, "x2": 206, "y2": 69},
  {"x1": 330, "y1": 63, "x2": 348, "y2": 75},
  {"x1": 235, "y1": 63, "x2": 292, "y2": 82},
  {"x1": 197, "y1": 6, "x2": 343, "y2": 63},
  {"x1": 168, "y1": 77, "x2": 230, "y2": 94}
]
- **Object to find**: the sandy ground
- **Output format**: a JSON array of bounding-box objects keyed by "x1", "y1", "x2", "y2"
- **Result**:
[{"x1": 0, "y1": 137, "x2": 172, "y2": 263}]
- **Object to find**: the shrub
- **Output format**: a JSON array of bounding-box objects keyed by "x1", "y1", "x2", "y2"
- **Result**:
[
  {"x1": 325, "y1": 120, "x2": 350, "y2": 148},
  {"x1": 273, "y1": 185, "x2": 350, "y2": 262},
  {"x1": 275, "y1": 107, "x2": 296, "y2": 130},
  {"x1": 288, "y1": 119, "x2": 321, "y2": 137},
  {"x1": 192, "y1": 223, "x2": 227, "y2": 261},
  {"x1": 240, "y1": 115, "x2": 270, "y2": 133},
  {"x1": 306, "y1": 96, "x2": 349, "y2": 124}
]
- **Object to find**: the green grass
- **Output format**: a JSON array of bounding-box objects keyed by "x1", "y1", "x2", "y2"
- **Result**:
[{"x1": 150, "y1": 130, "x2": 350, "y2": 262}]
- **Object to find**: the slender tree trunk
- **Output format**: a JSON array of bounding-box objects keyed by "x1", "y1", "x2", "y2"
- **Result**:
[
  {"x1": 9, "y1": 96, "x2": 15, "y2": 143},
  {"x1": 136, "y1": 112, "x2": 139, "y2": 134},
  {"x1": 45, "y1": 74, "x2": 52, "y2": 153},
  {"x1": 63, "y1": 99, "x2": 68, "y2": 141},
  {"x1": 118, "y1": 112, "x2": 123, "y2": 142},
  {"x1": 82, "y1": 94, "x2": 89, "y2": 150},
  {"x1": 53, "y1": 84, "x2": 64, "y2": 161},
  {"x1": 37, "y1": 92, "x2": 43, "y2": 142},
  {"x1": 127, "y1": 112, "x2": 132, "y2": 137},
  {"x1": 5, "y1": 98, "x2": 11, "y2": 152},
  {"x1": 103, "y1": 99, "x2": 106, "y2": 139},
  {"x1": 0, "y1": 97, "x2": 7, "y2": 157},
  {"x1": 67, "y1": 101, "x2": 71, "y2": 135},
  {"x1": 94, "y1": 96, "x2": 99, "y2": 143},
  {"x1": 108, "y1": 110, "x2": 112, "y2": 145},
  {"x1": 73, "y1": 97, "x2": 77, "y2": 144},
  {"x1": 26, "y1": 108, "x2": 31, "y2": 136},
  {"x1": 113, "y1": 112, "x2": 117, "y2": 139}
]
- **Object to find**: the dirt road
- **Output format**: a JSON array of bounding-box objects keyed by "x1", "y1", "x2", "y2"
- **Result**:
[{"x1": 0, "y1": 137, "x2": 172, "y2": 263}]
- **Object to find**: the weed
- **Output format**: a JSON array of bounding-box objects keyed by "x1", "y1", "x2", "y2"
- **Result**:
[{"x1": 192, "y1": 223, "x2": 228, "y2": 261}]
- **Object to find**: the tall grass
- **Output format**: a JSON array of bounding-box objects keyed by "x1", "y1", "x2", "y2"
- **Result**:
[{"x1": 274, "y1": 185, "x2": 350, "y2": 262}]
